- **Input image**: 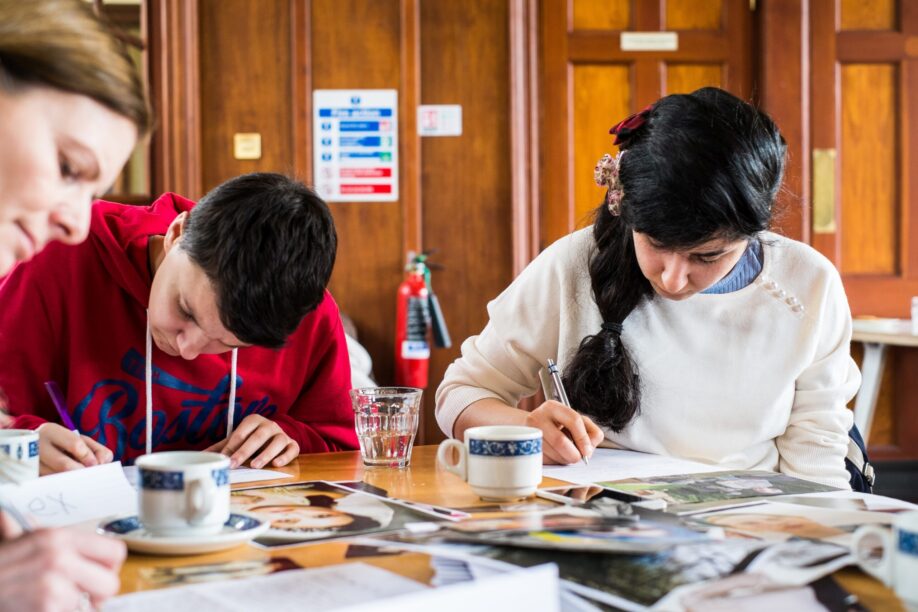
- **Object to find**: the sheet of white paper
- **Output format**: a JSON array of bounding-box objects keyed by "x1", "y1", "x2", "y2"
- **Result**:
[
  {"x1": 121, "y1": 465, "x2": 292, "y2": 488},
  {"x1": 104, "y1": 563, "x2": 427, "y2": 612},
  {"x1": 543, "y1": 448, "x2": 725, "y2": 485},
  {"x1": 342, "y1": 564, "x2": 561, "y2": 612},
  {"x1": 0, "y1": 462, "x2": 137, "y2": 527}
]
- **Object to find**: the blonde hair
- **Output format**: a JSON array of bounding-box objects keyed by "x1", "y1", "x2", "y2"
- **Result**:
[{"x1": 0, "y1": 0, "x2": 152, "y2": 136}]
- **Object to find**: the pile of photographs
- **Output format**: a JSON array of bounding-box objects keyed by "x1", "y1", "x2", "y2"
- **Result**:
[{"x1": 216, "y1": 474, "x2": 914, "y2": 611}]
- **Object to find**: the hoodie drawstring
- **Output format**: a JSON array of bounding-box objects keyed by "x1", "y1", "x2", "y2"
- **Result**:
[
  {"x1": 145, "y1": 313, "x2": 153, "y2": 456},
  {"x1": 144, "y1": 310, "x2": 238, "y2": 455},
  {"x1": 226, "y1": 347, "x2": 238, "y2": 440}
]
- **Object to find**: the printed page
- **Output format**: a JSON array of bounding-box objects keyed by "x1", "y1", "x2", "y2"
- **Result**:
[
  {"x1": 0, "y1": 462, "x2": 136, "y2": 527},
  {"x1": 543, "y1": 448, "x2": 724, "y2": 485}
]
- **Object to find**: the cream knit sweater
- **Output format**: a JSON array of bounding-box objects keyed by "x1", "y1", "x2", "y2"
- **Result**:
[{"x1": 436, "y1": 228, "x2": 860, "y2": 489}]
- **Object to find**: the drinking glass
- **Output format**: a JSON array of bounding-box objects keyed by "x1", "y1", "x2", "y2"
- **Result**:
[{"x1": 350, "y1": 387, "x2": 422, "y2": 468}]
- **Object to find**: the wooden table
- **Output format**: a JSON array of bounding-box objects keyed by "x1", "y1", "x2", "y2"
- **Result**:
[
  {"x1": 851, "y1": 318, "x2": 918, "y2": 444},
  {"x1": 119, "y1": 446, "x2": 906, "y2": 610}
]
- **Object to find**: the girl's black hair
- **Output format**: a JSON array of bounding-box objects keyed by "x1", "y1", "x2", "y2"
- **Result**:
[{"x1": 563, "y1": 87, "x2": 787, "y2": 431}]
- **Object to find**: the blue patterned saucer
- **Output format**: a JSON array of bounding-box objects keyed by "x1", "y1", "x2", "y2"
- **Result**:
[{"x1": 97, "y1": 513, "x2": 269, "y2": 556}]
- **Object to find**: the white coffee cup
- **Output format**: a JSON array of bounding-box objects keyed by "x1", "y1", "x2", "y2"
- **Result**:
[
  {"x1": 437, "y1": 426, "x2": 542, "y2": 501},
  {"x1": 851, "y1": 510, "x2": 918, "y2": 610},
  {"x1": 135, "y1": 451, "x2": 230, "y2": 537},
  {"x1": 0, "y1": 429, "x2": 40, "y2": 484}
]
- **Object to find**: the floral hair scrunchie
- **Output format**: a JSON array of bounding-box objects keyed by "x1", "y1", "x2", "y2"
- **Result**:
[
  {"x1": 595, "y1": 104, "x2": 654, "y2": 216},
  {"x1": 594, "y1": 152, "x2": 625, "y2": 215}
]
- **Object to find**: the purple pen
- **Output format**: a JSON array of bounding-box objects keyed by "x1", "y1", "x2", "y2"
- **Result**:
[{"x1": 44, "y1": 381, "x2": 79, "y2": 432}]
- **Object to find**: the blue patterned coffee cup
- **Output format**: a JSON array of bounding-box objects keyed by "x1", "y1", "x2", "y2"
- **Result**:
[
  {"x1": 0, "y1": 429, "x2": 40, "y2": 484},
  {"x1": 135, "y1": 451, "x2": 230, "y2": 536},
  {"x1": 437, "y1": 426, "x2": 542, "y2": 501},
  {"x1": 851, "y1": 510, "x2": 918, "y2": 608}
]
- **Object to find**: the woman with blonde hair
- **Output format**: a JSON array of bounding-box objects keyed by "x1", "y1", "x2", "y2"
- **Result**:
[{"x1": 0, "y1": 1, "x2": 150, "y2": 610}]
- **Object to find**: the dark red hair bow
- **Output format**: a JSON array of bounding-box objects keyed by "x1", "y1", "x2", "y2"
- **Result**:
[{"x1": 609, "y1": 104, "x2": 654, "y2": 146}]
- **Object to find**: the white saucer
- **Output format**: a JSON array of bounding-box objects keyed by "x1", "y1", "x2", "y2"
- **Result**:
[{"x1": 98, "y1": 513, "x2": 270, "y2": 556}]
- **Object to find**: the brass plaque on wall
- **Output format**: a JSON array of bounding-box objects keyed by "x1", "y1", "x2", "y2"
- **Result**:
[{"x1": 813, "y1": 148, "x2": 837, "y2": 234}]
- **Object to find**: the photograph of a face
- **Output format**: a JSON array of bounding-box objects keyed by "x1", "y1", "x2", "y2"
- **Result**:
[
  {"x1": 599, "y1": 470, "x2": 838, "y2": 511},
  {"x1": 139, "y1": 557, "x2": 302, "y2": 587},
  {"x1": 231, "y1": 481, "x2": 424, "y2": 544}
]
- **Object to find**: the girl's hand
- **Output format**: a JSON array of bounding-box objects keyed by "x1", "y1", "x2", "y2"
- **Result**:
[
  {"x1": 204, "y1": 414, "x2": 299, "y2": 468},
  {"x1": 524, "y1": 401, "x2": 604, "y2": 465},
  {"x1": 37, "y1": 423, "x2": 113, "y2": 475},
  {"x1": 0, "y1": 526, "x2": 126, "y2": 612}
]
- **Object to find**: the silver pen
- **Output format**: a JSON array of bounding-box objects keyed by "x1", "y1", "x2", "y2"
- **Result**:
[{"x1": 547, "y1": 359, "x2": 589, "y2": 466}]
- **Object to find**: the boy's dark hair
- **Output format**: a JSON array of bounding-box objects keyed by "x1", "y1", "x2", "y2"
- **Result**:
[
  {"x1": 563, "y1": 87, "x2": 786, "y2": 431},
  {"x1": 181, "y1": 173, "x2": 337, "y2": 348}
]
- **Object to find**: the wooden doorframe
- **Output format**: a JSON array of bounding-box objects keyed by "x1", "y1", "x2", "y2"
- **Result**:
[
  {"x1": 757, "y1": 0, "x2": 809, "y2": 244},
  {"x1": 147, "y1": 0, "x2": 202, "y2": 199}
]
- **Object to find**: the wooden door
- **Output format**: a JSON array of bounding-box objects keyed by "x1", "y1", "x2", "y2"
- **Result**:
[
  {"x1": 811, "y1": 0, "x2": 918, "y2": 316},
  {"x1": 811, "y1": 0, "x2": 918, "y2": 459},
  {"x1": 540, "y1": 0, "x2": 754, "y2": 246}
]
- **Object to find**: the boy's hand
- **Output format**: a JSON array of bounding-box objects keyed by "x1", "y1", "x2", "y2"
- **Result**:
[
  {"x1": 204, "y1": 414, "x2": 299, "y2": 469},
  {"x1": 36, "y1": 423, "x2": 113, "y2": 475}
]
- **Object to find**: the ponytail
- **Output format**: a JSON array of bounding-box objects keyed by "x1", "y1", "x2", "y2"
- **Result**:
[{"x1": 562, "y1": 205, "x2": 652, "y2": 431}]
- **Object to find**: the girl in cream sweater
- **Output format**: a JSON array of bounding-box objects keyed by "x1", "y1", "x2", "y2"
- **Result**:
[{"x1": 436, "y1": 88, "x2": 859, "y2": 489}]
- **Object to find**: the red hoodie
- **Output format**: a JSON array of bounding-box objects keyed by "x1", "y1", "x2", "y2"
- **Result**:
[{"x1": 0, "y1": 194, "x2": 358, "y2": 463}]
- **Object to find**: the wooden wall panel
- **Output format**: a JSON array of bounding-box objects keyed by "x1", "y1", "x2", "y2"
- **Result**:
[
  {"x1": 198, "y1": 0, "x2": 292, "y2": 192},
  {"x1": 840, "y1": 64, "x2": 898, "y2": 275},
  {"x1": 840, "y1": 0, "x2": 897, "y2": 31},
  {"x1": 665, "y1": 64, "x2": 723, "y2": 95},
  {"x1": 665, "y1": 0, "x2": 723, "y2": 30},
  {"x1": 420, "y1": 0, "x2": 514, "y2": 442},
  {"x1": 572, "y1": 65, "x2": 630, "y2": 228},
  {"x1": 310, "y1": 0, "x2": 403, "y2": 391},
  {"x1": 148, "y1": 0, "x2": 201, "y2": 199},
  {"x1": 572, "y1": 0, "x2": 630, "y2": 30}
]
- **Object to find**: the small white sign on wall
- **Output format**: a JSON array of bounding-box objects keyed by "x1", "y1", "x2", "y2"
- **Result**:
[
  {"x1": 620, "y1": 32, "x2": 679, "y2": 52},
  {"x1": 313, "y1": 89, "x2": 399, "y2": 202},
  {"x1": 417, "y1": 105, "x2": 463, "y2": 137}
]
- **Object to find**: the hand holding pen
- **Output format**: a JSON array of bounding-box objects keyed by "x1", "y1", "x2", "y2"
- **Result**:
[
  {"x1": 525, "y1": 359, "x2": 604, "y2": 466},
  {"x1": 36, "y1": 381, "x2": 112, "y2": 474}
]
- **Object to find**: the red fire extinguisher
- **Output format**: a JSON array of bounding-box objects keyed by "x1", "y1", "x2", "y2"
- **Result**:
[{"x1": 395, "y1": 252, "x2": 451, "y2": 389}]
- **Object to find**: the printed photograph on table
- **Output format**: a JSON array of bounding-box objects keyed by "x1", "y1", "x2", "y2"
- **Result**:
[
  {"x1": 381, "y1": 509, "x2": 712, "y2": 554},
  {"x1": 476, "y1": 539, "x2": 768, "y2": 609},
  {"x1": 444, "y1": 515, "x2": 711, "y2": 554},
  {"x1": 231, "y1": 481, "x2": 426, "y2": 544},
  {"x1": 332, "y1": 481, "x2": 470, "y2": 521},
  {"x1": 599, "y1": 471, "x2": 839, "y2": 512},
  {"x1": 693, "y1": 501, "x2": 895, "y2": 544},
  {"x1": 139, "y1": 557, "x2": 303, "y2": 587}
]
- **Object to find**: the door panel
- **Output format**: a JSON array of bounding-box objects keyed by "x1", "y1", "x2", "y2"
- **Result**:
[
  {"x1": 839, "y1": 64, "x2": 899, "y2": 276},
  {"x1": 573, "y1": 0, "x2": 630, "y2": 30},
  {"x1": 572, "y1": 65, "x2": 631, "y2": 227},
  {"x1": 666, "y1": 64, "x2": 724, "y2": 95},
  {"x1": 840, "y1": 0, "x2": 896, "y2": 30},
  {"x1": 665, "y1": 0, "x2": 723, "y2": 30}
]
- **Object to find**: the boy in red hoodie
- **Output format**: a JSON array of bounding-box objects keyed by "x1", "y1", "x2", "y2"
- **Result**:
[{"x1": 0, "y1": 173, "x2": 358, "y2": 472}]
